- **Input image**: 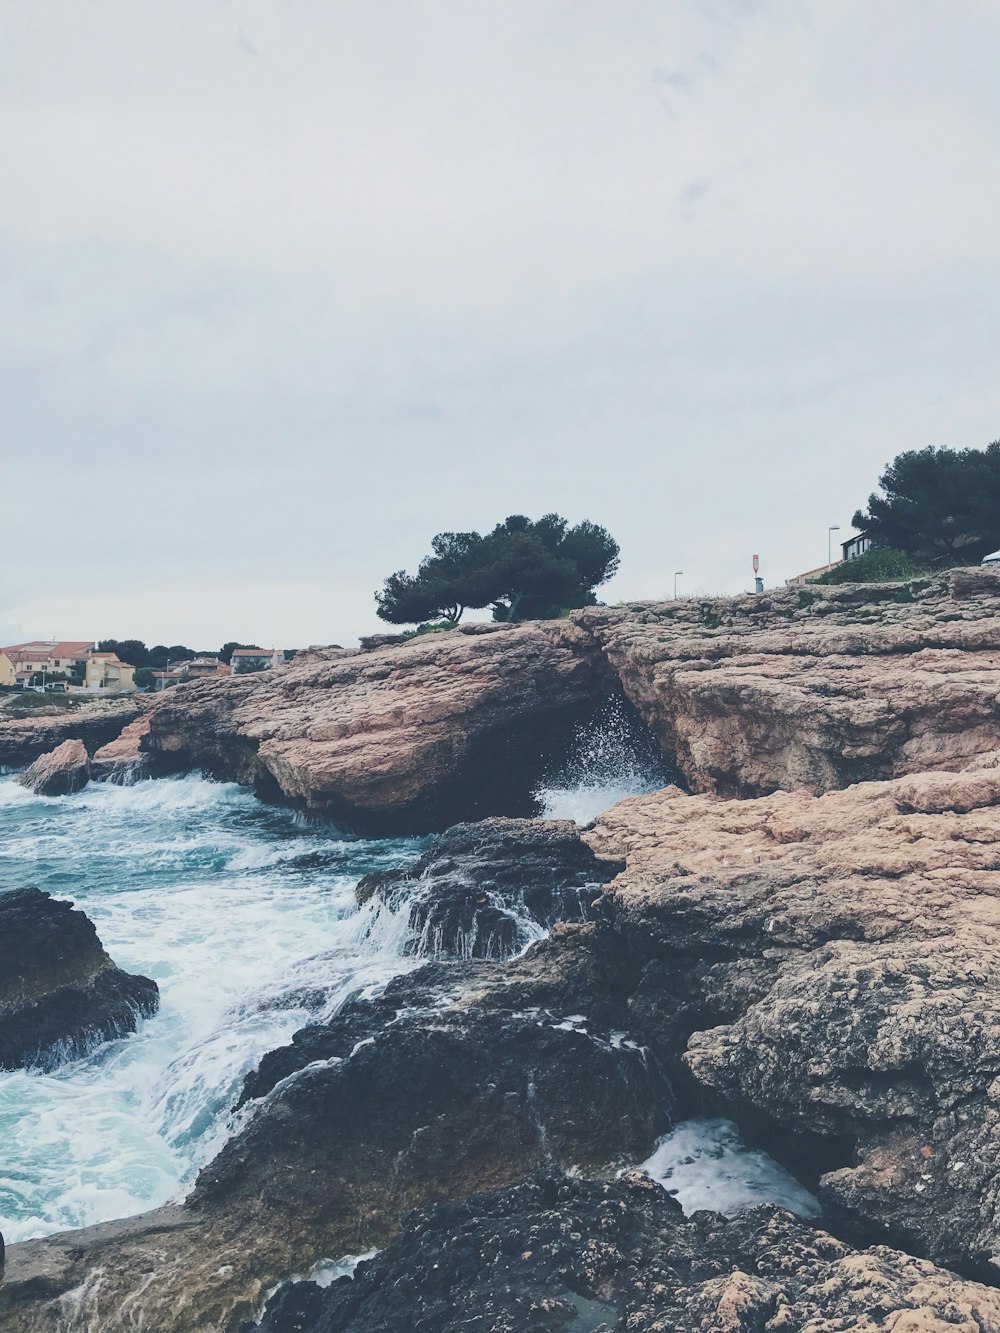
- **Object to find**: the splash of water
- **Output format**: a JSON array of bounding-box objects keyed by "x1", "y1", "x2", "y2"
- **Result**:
[
  {"x1": 535, "y1": 694, "x2": 675, "y2": 823},
  {"x1": 637, "y1": 1117, "x2": 820, "y2": 1218}
]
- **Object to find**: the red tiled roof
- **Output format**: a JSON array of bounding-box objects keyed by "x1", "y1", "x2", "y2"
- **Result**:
[{"x1": 3, "y1": 640, "x2": 95, "y2": 659}]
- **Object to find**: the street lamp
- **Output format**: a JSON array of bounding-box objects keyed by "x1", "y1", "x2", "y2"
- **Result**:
[
  {"x1": 828, "y1": 525, "x2": 840, "y2": 565},
  {"x1": 674, "y1": 570, "x2": 684, "y2": 599}
]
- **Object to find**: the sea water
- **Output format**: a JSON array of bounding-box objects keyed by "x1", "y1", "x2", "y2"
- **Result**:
[
  {"x1": 0, "y1": 733, "x2": 815, "y2": 1248},
  {"x1": 0, "y1": 775, "x2": 423, "y2": 1242}
]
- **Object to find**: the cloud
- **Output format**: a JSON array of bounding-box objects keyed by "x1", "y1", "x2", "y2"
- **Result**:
[
  {"x1": 2, "y1": 1, "x2": 1000, "y2": 643},
  {"x1": 651, "y1": 68, "x2": 695, "y2": 90},
  {"x1": 677, "y1": 179, "x2": 709, "y2": 206}
]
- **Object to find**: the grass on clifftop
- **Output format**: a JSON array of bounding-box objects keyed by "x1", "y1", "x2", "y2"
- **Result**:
[{"x1": 816, "y1": 548, "x2": 929, "y2": 584}]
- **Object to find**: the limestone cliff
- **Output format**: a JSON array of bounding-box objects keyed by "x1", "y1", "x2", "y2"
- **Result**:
[{"x1": 573, "y1": 565, "x2": 1000, "y2": 797}]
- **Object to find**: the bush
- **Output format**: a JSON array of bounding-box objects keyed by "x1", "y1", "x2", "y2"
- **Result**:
[{"x1": 817, "y1": 548, "x2": 927, "y2": 585}]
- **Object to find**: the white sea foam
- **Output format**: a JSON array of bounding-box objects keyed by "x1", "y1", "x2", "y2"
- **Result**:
[
  {"x1": 534, "y1": 696, "x2": 673, "y2": 824},
  {"x1": 0, "y1": 773, "x2": 421, "y2": 1242},
  {"x1": 637, "y1": 1117, "x2": 820, "y2": 1218}
]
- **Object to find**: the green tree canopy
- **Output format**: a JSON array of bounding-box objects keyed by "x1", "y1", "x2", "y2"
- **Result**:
[
  {"x1": 853, "y1": 443, "x2": 1000, "y2": 564},
  {"x1": 375, "y1": 514, "x2": 620, "y2": 626},
  {"x1": 97, "y1": 638, "x2": 149, "y2": 666}
]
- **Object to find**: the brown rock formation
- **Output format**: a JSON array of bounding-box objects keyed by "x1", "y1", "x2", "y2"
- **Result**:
[
  {"x1": 90, "y1": 714, "x2": 152, "y2": 781},
  {"x1": 138, "y1": 624, "x2": 610, "y2": 831},
  {"x1": 71, "y1": 568, "x2": 1000, "y2": 828},
  {"x1": 573, "y1": 566, "x2": 1000, "y2": 797},
  {"x1": 0, "y1": 699, "x2": 143, "y2": 771},
  {"x1": 17, "y1": 739, "x2": 90, "y2": 796},
  {"x1": 584, "y1": 760, "x2": 1000, "y2": 1276}
]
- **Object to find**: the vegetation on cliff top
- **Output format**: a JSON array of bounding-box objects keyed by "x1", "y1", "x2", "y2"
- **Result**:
[
  {"x1": 375, "y1": 513, "x2": 620, "y2": 626},
  {"x1": 854, "y1": 442, "x2": 1000, "y2": 565},
  {"x1": 817, "y1": 547, "x2": 927, "y2": 585}
]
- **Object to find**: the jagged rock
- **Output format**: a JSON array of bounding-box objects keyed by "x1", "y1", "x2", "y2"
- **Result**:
[
  {"x1": 572, "y1": 565, "x2": 1000, "y2": 797},
  {"x1": 0, "y1": 887, "x2": 159, "y2": 1071},
  {"x1": 355, "y1": 817, "x2": 623, "y2": 959},
  {"x1": 136, "y1": 625, "x2": 611, "y2": 832},
  {"x1": 251, "y1": 1172, "x2": 1000, "y2": 1333},
  {"x1": 195, "y1": 922, "x2": 665, "y2": 1220},
  {"x1": 17, "y1": 738, "x2": 91, "y2": 795},
  {"x1": 0, "y1": 698, "x2": 143, "y2": 771},
  {"x1": 90, "y1": 714, "x2": 152, "y2": 781},
  {"x1": 0, "y1": 926, "x2": 662, "y2": 1332},
  {"x1": 585, "y1": 761, "x2": 1000, "y2": 1275}
]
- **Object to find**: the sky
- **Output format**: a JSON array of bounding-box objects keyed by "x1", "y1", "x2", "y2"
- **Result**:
[{"x1": 3, "y1": 0, "x2": 1000, "y2": 648}]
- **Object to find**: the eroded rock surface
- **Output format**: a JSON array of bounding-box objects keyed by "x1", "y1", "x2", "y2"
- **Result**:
[
  {"x1": 17, "y1": 739, "x2": 90, "y2": 796},
  {"x1": 67, "y1": 569, "x2": 1000, "y2": 825},
  {"x1": 585, "y1": 761, "x2": 1000, "y2": 1275},
  {"x1": 0, "y1": 887, "x2": 158, "y2": 1071},
  {"x1": 138, "y1": 625, "x2": 610, "y2": 832},
  {"x1": 252, "y1": 1172, "x2": 1000, "y2": 1333},
  {"x1": 573, "y1": 566, "x2": 1000, "y2": 797},
  {"x1": 356, "y1": 817, "x2": 623, "y2": 959},
  {"x1": 0, "y1": 698, "x2": 143, "y2": 771}
]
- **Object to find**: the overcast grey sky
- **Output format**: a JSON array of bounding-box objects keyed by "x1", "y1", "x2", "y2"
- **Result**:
[{"x1": 2, "y1": 0, "x2": 999, "y2": 648}]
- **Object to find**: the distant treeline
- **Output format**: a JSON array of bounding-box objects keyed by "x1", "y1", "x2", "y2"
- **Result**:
[{"x1": 97, "y1": 640, "x2": 263, "y2": 667}]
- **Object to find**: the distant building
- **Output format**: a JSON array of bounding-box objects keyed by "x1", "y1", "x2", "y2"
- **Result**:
[
  {"x1": 786, "y1": 531, "x2": 873, "y2": 586},
  {"x1": 785, "y1": 563, "x2": 837, "y2": 587},
  {"x1": 81, "y1": 652, "x2": 137, "y2": 694},
  {"x1": 169, "y1": 656, "x2": 229, "y2": 679},
  {"x1": 3, "y1": 640, "x2": 96, "y2": 677},
  {"x1": 841, "y1": 532, "x2": 872, "y2": 562},
  {"x1": 0, "y1": 651, "x2": 15, "y2": 688},
  {"x1": 151, "y1": 657, "x2": 230, "y2": 691},
  {"x1": 230, "y1": 647, "x2": 285, "y2": 675},
  {"x1": 1, "y1": 640, "x2": 137, "y2": 694}
]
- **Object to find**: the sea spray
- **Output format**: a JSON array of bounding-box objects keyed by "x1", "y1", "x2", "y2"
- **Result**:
[{"x1": 534, "y1": 693, "x2": 676, "y2": 823}]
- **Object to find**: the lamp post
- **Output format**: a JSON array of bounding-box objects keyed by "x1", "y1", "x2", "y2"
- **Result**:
[
  {"x1": 828, "y1": 525, "x2": 840, "y2": 566},
  {"x1": 674, "y1": 570, "x2": 684, "y2": 599}
]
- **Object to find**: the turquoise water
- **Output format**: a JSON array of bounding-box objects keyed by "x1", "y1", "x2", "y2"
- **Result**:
[{"x1": 0, "y1": 774, "x2": 422, "y2": 1242}]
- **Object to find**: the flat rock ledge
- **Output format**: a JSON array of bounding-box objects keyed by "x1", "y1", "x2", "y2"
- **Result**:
[
  {"x1": 17, "y1": 739, "x2": 90, "y2": 796},
  {"x1": 0, "y1": 887, "x2": 159, "y2": 1072},
  {"x1": 252, "y1": 1172, "x2": 1000, "y2": 1333}
]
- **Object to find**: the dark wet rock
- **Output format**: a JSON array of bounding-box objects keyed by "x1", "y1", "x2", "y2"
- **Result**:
[
  {"x1": 17, "y1": 739, "x2": 91, "y2": 796},
  {"x1": 0, "y1": 926, "x2": 665, "y2": 1332},
  {"x1": 0, "y1": 887, "x2": 159, "y2": 1071},
  {"x1": 356, "y1": 817, "x2": 623, "y2": 959},
  {"x1": 251, "y1": 1171, "x2": 1000, "y2": 1333},
  {"x1": 200, "y1": 924, "x2": 666, "y2": 1232}
]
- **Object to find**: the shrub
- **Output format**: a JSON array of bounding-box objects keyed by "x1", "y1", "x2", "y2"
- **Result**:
[{"x1": 817, "y1": 548, "x2": 927, "y2": 585}]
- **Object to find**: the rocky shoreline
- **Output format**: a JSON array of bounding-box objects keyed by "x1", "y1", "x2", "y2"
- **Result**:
[
  {"x1": 0, "y1": 887, "x2": 158, "y2": 1073},
  {"x1": 4, "y1": 567, "x2": 1000, "y2": 1330}
]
